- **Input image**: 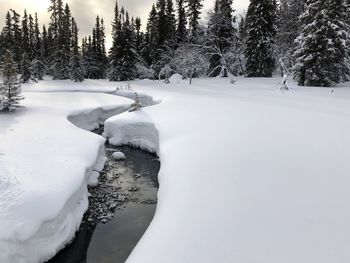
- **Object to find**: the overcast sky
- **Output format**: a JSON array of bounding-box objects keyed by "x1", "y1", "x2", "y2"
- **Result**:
[{"x1": 0, "y1": 0, "x2": 249, "y2": 49}]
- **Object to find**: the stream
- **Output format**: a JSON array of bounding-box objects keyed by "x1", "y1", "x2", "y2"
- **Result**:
[{"x1": 48, "y1": 140, "x2": 160, "y2": 263}]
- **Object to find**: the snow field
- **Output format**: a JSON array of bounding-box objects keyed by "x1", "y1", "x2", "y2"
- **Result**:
[
  {"x1": 103, "y1": 77, "x2": 350, "y2": 263},
  {"x1": 1, "y1": 77, "x2": 350, "y2": 263}
]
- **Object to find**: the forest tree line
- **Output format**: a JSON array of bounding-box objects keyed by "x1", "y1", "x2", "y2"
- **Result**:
[{"x1": 0, "y1": 0, "x2": 350, "y2": 87}]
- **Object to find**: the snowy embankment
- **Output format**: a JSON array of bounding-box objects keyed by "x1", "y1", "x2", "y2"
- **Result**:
[
  {"x1": 104, "y1": 77, "x2": 350, "y2": 263},
  {"x1": 0, "y1": 88, "x2": 132, "y2": 263}
]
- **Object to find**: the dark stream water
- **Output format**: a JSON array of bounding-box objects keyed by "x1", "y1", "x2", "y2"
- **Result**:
[{"x1": 48, "y1": 144, "x2": 160, "y2": 263}]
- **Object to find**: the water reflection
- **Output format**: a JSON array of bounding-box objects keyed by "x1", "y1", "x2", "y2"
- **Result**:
[{"x1": 48, "y1": 145, "x2": 160, "y2": 263}]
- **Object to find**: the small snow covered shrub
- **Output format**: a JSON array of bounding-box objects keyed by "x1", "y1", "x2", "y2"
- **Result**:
[
  {"x1": 136, "y1": 63, "x2": 155, "y2": 80},
  {"x1": 170, "y1": 43, "x2": 208, "y2": 79},
  {"x1": 159, "y1": 65, "x2": 173, "y2": 82},
  {"x1": 129, "y1": 92, "x2": 143, "y2": 112}
]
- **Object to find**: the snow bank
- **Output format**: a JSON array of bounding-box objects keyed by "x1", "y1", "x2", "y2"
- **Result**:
[
  {"x1": 104, "y1": 111, "x2": 159, "y2": 155},
  {"x1": 168, "y1": 74, "x2": 183, "y2": 84},
  {"x1": 68, "y1": 105, "x2": 130, "y2": 131},
  {"x1": 0, "y1": 91, "x2": 131, "y2": 263}
]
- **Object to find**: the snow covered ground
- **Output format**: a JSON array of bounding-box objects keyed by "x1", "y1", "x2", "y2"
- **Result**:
[
  {"x1": 0, "y1": 85, "x2": 132, "y2": 263},
  {"x1": 1, "y1": 77, "x2": 350, "y2": 262},
  {"x1": 106, "y1": 77, "x2": 350, "y2": 263}
]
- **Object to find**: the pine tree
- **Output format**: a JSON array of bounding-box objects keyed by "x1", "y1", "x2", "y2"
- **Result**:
[
  {"x1": 83, "y1": 36, "x2": 99, "y2": 78},
  {"x1": 108, "y1": 1, "x2": 123, "y2": 81},
  {"x1": 207, "y1": 0, "x2": 237, "y2": 77},
  {"x1": 135, "y1": 17, "x2": 143, "y2": 55},
  {"x1": 158, "y1": 0, "x2": 177, "y2": 75},
  {"x1": 69, "y1": 18, "x2": 84, "y2": 82},
  {"x1": 41, "y1": 25, "x2": 50, "y2": 64},
  {"x1": 108, "y1": 2, "x2": 137, "y2": 81},
  {"x1": 185, "y1": 0, "x2": 203, "y2": 40},
  {"x1": 176, "y1": 0, "x2": 187, "y2": 43},
  {"x1": 0, "y1": 50, "x2": 23, "y2": 111},
  {"x1": 294, "y1": 0, "x2": 350, "y2": 86},
  {"x1": 10, "y1": 10, "x2": 22, "y2": 65},
  {"x1": 165, "y1": 0, "x2": 177, "y2": 44},
  {"x1": 157, "y1": 0, "x2": 168, "y2": 46},
  {"x1": 1, "y1": 12, "x2": 13, "y2": 54},
  {"x1": 31, "y1": 59, "x2": 46, "y2": 80},
  {"x1": 20, "y1": 52, "x2": 33, "y2": 83},
  {"x1": 119, "y1": 12, "x2": 138, "y2": 80},
  {"x1": 49, "y1": 0, "x2": 71, "y2": 80},
  {"x1": 83, "y1": 16, "x2": 107, "y2": 79},
  {"x1": 238, "y1": 15, "x2": 246, "y2": 40},
  {"x1": 142, "y1": 5, "x2": 158, "y2": 68},
  {"x1": 276, "y1": 0, "x2": 305, "y2": 68},
  {"x1": 94, "y1": 16, "x2": 107, "y2": 78},
  {"x1": 33, "y1": 13, "x2": 42, "y2": 60},
  {"x1": 22, "y1": 10, "x2": 30, "y2": 58},
  {"x1": 245, "y1": 0, "x2": 277, "y2": 77},
  {"x1": 346, "y1": 0, "x2": 350, "y2": 65},
  {"x1": 30, "y1": 13, "x2": 46, "y2": 80},
  {"x1": 28, "y1": 14, "x2": 35, "y2": 60}
]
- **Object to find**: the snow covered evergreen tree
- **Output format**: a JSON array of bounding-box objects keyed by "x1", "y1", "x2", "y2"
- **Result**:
[
  {"x1": 206, "y1": 0, "x2": 237, "y2": 77},
  {"x1": 49, "y1": 0, "x2": 71, "y2": 80},
  {"x1": 117, "y1": 12, "x2": 138, "y2": 80},
  {"x1": 22, "y1": 10, "x2": 30, "y2": 60},
  {"x1": 108, "y1": 3, "x2": 137, "y2": 81},
  {"x1": 30, "y1": 13, "x2": 46, "y2": 80},
  {"x1": 176, "y1": 0, "x2": 187, "y2": 43},
  {"x1": 157, "y1": 0, "x2": 168, "y2": 47},
  {"x1": 1, "y1": 12, "x2": 13, "y2": 57},
  {"x1": 276, "y1": 0, "x2": 305, "y2": 68},
  {"x1": 28, "y1": 14, "x2": 35, "y2": 60},
  {"x1": 346, "y1": 0, "x2": 350, "y2": 66},
  {"x1": 294, "y1": 0, "x2": 350, "y2": 86},
  {"x1": 0, "y1": 10, "x2": 22, "y2": 66},
  {"x1": 82, "y1": 16, "x2": 107, "y2": 79},
  {"x1": 41, "y1": 25, "x2": 50, "y2": 65},
  {"x1": 158, "y1": 0, "x2": 178, "y2": 76},
  {"x1": 245, "y1": 0, "x2": 277, "y2": 77},
  {"x1": 11, "y1": 10, "x2": 22, "y2": 65},
  {"x1": 108, "y1": 2, "x2": 123, "y2": 81},
  {"x1": 142, "y1": 5, "x2": 159, "y2": 72},
  {"x1": 82, "y1": 36, "x2": 99, "y2": 79},
  {"x1": 69, "y1": 18, "x2": 84, "y2": 82},
  {"x1": 31, "y1": 59, "x2": 46, "y2": 80},
  {"x1": 135, "y1": 17, "x2": 143, "y2": 55},
  {"x1": 165, "y1": 0, "x2": 177, "y2": 44},
  {"x1": 186, "y1": 0, "x2": 203, "y2": 41},
  {"x1": 20, "y1": 52, "x2": 33, "y2": 83},
  {"x1": 0, "y1": 50, "x2": 23, "y2": 111}
]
